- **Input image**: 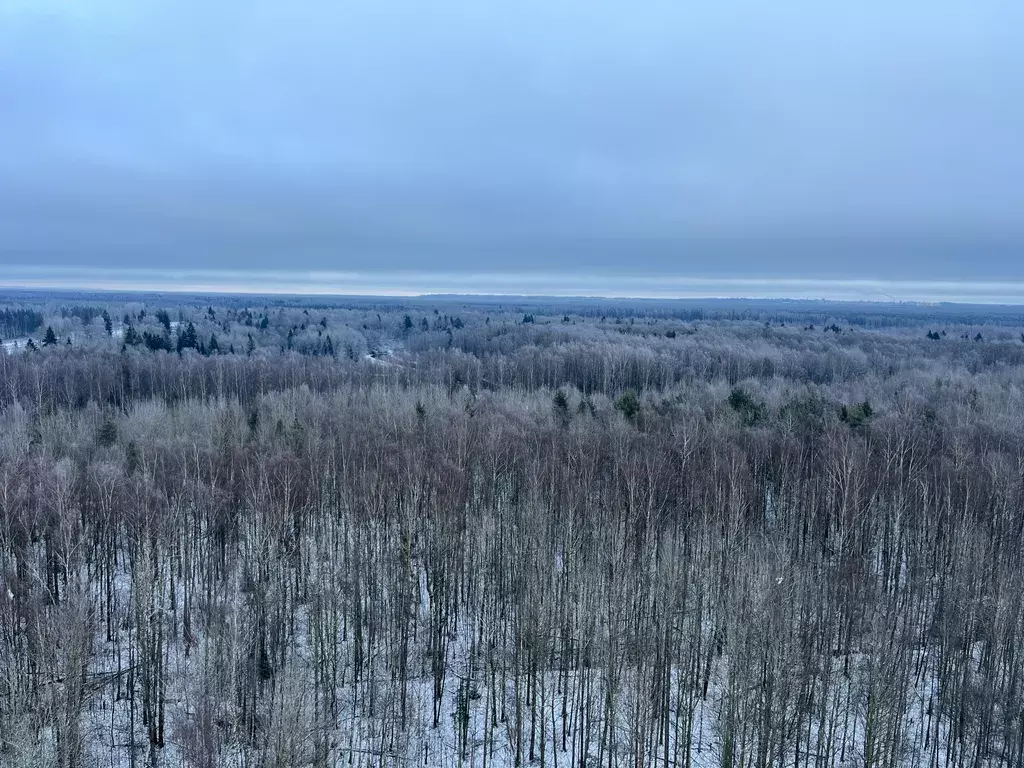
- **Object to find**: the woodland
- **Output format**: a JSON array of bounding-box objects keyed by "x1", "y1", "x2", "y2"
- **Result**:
[{"x1": 2, "y1": 293, "x2": 1024, "y2": 767}]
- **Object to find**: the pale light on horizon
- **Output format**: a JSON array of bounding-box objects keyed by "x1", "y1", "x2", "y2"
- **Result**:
[{"x1": 2, "y1": 266, "x2": 1024, "y2": 305}]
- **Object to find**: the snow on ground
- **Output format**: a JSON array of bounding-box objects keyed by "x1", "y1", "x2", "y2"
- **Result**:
[
  {"x1": 2, "y1": 336, "x2": 29, "y2": 354},
  {"x1": 38, "y1": 558, "x2": 1000, "y2": 768}
]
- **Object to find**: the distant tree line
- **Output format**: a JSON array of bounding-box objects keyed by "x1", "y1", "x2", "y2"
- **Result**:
[{"x1": 0, "y1": 307, "x2": 43, "y2": 339}]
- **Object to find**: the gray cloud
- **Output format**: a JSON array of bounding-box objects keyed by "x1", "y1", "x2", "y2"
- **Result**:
[{"x1": 1, "y1": 0, "x2": 1022, "y2": 280}]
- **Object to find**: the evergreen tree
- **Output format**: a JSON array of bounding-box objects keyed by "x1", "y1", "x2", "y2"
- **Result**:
[
  {"x1": 96, "y1": 417, "x2": 118, "y2": 447},
  {"x1": 176, "y1": 322, "x2": 198, "y2": 353},
  {"x1": 124, "y1": 326, "x2": 140, "y2": 346},
  {"x1": 102, "y1": 310, "x2": 113, "y2": 336},
  {"x1": 553, "y1": 389, "x2": 570, "y2": 427},
  {"x1": 840, "y1": 400, "x2": 874, "y2": 428},
  {"x1": 615, "y1": 389, "x2": 641, "y2": 421},
  {"x1": 125, "y1": 440, "x2": 141, "y2": 475},
  {"x1": 143, "y1": 331, "x2": 171, "y2": 352},
  {"x1": 42, "y1": 326, "x2": 58, "y2": 347},
  {"x1": 727, "y1": 387, "x2": 764, "y2": 426}
]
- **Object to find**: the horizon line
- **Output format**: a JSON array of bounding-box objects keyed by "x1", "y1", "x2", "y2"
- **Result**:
[{"x1": 2, "y1": 266, "x2": 1024, "y2": 305}]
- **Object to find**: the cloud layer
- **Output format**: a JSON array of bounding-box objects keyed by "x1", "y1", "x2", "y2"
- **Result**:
[{"x1": 1, "y1": 0, "x2": 1022, "y2": 279}]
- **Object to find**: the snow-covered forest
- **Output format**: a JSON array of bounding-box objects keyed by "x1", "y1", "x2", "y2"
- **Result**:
[{"x1": 3, "y1": 293, "x2": 1024, "y2": 767}]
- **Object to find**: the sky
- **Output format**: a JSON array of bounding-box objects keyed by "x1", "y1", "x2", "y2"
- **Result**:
[{"x1": 1, "y1": 0, "x2": 1022, "y2": 296}]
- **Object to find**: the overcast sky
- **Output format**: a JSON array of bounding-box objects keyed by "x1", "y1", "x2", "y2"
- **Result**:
[{"x1": 1, "y1": 0, "x2": 1022, "y2": 288}]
